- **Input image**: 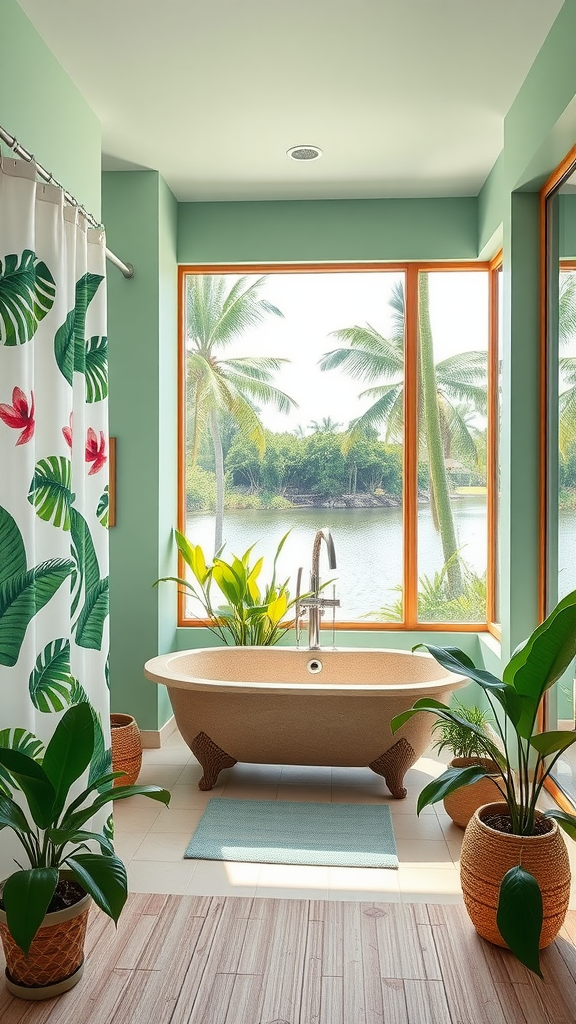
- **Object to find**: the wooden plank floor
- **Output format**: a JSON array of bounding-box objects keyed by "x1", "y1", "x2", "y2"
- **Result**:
[{"x1": 1, "y1": 896, "x2": 576, "y2": 1023}]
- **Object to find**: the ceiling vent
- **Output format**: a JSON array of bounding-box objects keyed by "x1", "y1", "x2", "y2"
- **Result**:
[{"x1": 286, "y1": 145, "x2": 323, "y2": 161}]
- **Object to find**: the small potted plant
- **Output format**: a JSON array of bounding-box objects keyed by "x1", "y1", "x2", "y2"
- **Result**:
[
  {"x1": 430, "y1": 699, "x2": 501, "y2": 828},
  {"x1": 0, "y1": 702, "x2": 170, "y2": 999},
  {"x1": 391, "y1": 587, "x2": 576, "y2": 977},
  {"x1": 156, "y1": 529, "x2": 313, "y2": 646}
]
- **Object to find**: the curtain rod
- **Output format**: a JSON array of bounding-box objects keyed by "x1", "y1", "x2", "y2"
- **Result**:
[{"x1": 0, "y1": 125, "x2": 134, "y2": 279}]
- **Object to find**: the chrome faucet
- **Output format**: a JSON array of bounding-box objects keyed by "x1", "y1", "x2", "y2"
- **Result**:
[{"x1": 296, "y1": 528, "x2": 340, "y2": 650}]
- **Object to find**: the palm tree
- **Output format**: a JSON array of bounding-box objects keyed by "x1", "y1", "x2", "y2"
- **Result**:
[
  {"x1": 186, "y1": 275, "x2": 297, "y2": 552},
  {"x1": 319, "y1": 276, "x2": 488, "y2": 596},
  {"x1": 559, "y1": 271, "x2": 576, "y2": 456},
  {"x1": 308, "y1": 417, "x2": 343, "y2": 433}
]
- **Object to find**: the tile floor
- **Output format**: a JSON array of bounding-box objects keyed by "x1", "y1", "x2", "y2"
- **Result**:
[{"x1": 113, "y1": 726, "x2": 576, "y2": 906}]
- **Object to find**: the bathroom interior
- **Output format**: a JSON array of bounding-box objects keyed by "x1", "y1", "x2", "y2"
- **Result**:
[{"x1": 4, "y1": 0, "x2": 576, "y2": 1018}]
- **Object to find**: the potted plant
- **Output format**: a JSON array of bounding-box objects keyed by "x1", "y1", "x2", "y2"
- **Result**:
[
  {"x1": 156, "y1": 529, "x2": 313, "y2": 646},
  {"x1": 0, "y1": 702, "x2": 170, "y2": 999},
  {"x1": 391, "y1": 587, "x2": 576, "y2": 977},
  {"x1": 430, "y1": 699, "x2": 501, "y2": 828}
]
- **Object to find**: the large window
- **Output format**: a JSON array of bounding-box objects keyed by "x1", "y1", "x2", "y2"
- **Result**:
[{"x1": 178, "y1": 263, "x2": 498, "y2": 630}]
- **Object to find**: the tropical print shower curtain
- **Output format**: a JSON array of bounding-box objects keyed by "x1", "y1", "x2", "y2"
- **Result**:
[{"x1": 0, "y1": 157, "x2": 110, "y2": 804}]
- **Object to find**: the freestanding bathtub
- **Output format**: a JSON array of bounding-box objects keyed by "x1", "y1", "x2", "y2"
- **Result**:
[{"x1": 144, "y1": 646, "x2": 466, "y2": 798}]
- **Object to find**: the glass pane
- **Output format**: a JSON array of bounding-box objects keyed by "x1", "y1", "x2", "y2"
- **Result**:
[
  {"x1": 416, "y1": 271, "x2": 489, "y2": 623},
  {"x1": 493, "y1": 265, "x2": 503, "y2": 626},
  {"x1": 183, "y1": 270, "x2": 405, "y2": 624}
]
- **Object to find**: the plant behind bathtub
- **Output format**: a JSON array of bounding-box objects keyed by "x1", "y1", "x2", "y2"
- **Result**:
[{"x1": 156, "y1": 529, "x2": 305, "y2": 645}]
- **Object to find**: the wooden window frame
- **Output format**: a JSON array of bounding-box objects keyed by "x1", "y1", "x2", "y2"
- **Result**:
[{"x1": 178, "y1": 261, "x2": 495, "y2": 632}]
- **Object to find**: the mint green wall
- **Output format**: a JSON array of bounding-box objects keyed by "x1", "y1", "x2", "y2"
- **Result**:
[
  {"x1": 0, "y1": 0, "x2": 101, "y2": 217},
  {"x1": 178, "y1": 198, "x2": 478, "y2": 264},
  {"x1": 103, "y1": 171, "x2": 178, "y2": 731}
]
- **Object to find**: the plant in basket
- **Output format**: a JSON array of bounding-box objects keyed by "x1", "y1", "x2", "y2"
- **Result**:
[
  {"x1": 430, "y1": 700, "x2": 501, "y2": 828},
  {"x1": 0, "y1": 702, "x2": 170, "y2": 999},
  {"x1": 391, "y1": 588, "x2": 576, "y2": 977}
]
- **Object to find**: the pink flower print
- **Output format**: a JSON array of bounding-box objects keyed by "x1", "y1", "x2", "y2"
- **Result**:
[
  {"x1": 85, "y1": 427, "x2": 107, "y2": 475},
  {"x1": 62, "y1": 412, "x2": 73, "y2": 449},
  {"x1": 0, "y1": 387, "x2": 35, "y2": 445}
]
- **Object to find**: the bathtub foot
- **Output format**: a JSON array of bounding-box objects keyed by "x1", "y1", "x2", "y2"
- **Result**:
[
  {"x1": 191, "y1": 731, "x2": 237, "y2": 790},
  {"x1": 368, "y1": 738, "x2": 417, "y2": 799}
]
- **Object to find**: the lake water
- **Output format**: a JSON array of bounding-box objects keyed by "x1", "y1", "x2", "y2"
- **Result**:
[{"x1": 186, "y1": 498, "x2": 576, "y2": 620}]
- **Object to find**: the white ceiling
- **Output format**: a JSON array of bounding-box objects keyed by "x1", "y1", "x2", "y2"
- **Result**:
[{"x1": 18, "y1": 0, "x2": 564, "y2": 203}]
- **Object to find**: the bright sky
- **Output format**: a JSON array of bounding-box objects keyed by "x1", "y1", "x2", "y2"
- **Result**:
[{"x1": 195, "y1": 270, "x2": 490, "y2": 435}]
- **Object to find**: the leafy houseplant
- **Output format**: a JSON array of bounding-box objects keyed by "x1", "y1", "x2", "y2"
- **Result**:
[
  {"x1": 156, "y1": 530, "x2": 307, "y2": 646},
  {"x1": 430, "y1": 700, "x2": 501, "y2": 829},
  {"x1": 391, "y1": 587, "x2": 576, "y2": 977},
  {"x1": 431, "y1": 698, "x2": 492, "y2": 760},
  {"x1": 0, "y1": 702, "x2": 170, "y2": 997}
]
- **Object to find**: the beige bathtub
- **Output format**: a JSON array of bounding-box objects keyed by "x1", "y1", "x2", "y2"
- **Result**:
[{"x1": 144, "y1": 646, "x2": 466, "y2": 798}]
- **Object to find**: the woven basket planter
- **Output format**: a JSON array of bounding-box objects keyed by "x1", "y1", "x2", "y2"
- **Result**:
[
  {"x1": 460, "y1": 801, "x2": 571, "y2": 949},
  {"x1": 0, "y1": 881, "x2": 91, "y2": 999},
  {"x1": 443, "y1": 757, "x2": 502, "y2": 829},
  {"x1": 111, "y1": 713, "x2": 142, "y2": 787}
]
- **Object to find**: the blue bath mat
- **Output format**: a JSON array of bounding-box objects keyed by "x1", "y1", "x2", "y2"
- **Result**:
[{"x1": 184, "y1": 798, "x2": 398, "y2": 868}]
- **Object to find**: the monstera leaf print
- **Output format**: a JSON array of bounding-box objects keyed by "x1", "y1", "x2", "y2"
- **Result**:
[
  {"x1": 54, "y1": 272, "x2": 104, "y2": 385},
  {"x1": 96, "y1": 485, "x2": 109, "y2": 528},
  {"x1": 29, "y1": 638, "x2": 75, "y2": 713},
  {"x1": 28, "y1": 456, "x2": 74, "y2": 530},
  {"x1": 0, "y1": 250, "x2": 56, "y2": 346},
  {"x1": 70, "y1": 507, "x2": 109, "y2": 649},
  {"x1": 85, "y1": 335, "x2": 108, "y2": 402},
  {"x1": 0, "y1": 728, "x2": 44, "y2": 794},
  {"x1": 0, "y1": 506, "x2": 74, "y2": 667}
]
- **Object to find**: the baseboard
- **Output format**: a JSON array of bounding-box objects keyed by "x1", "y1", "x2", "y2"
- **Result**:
[
  {"x1": 140, "y1": 715, "x2": 177, "y2": 749},
  {"x1": 558, "y1": 719, "x2": 575, "y2": 731}
]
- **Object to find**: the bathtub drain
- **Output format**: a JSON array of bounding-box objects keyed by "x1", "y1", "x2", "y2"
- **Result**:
[{"x1": 307, "y1": 659, "x2": 323, "y2": 674}]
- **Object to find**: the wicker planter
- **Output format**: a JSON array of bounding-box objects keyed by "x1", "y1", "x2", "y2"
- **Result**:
[
  {"x1": 0, "y1": 879, "x2": 91, "y2": 1000},
  {"x1": 443, "y1": 757, "x2": 502, "y2": 829},
  {"x1": 111, "y1": 713, "x2": 142, "y2": 787},
  {"x1": 460, "y1": 801, "x2": 571, "y2": 949}
]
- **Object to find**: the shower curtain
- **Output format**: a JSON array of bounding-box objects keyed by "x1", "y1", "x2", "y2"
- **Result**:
[{"x1": 0, "y1": 157, "x2": 110, "y2": 796}]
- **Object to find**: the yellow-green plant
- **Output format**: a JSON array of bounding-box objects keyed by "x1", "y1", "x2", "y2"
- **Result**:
[{"x1": 157, "y1": 530, "x2": 303, "y2": 646}]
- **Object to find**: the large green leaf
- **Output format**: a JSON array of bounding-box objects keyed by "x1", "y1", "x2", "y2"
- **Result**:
[
  {"x1": 28, "y1": 456, "x2": 73, "y2": 529},
  {"x1": 29, "y1": 638, "x2": 74, "y2": 713},
  {"x1": 61, "y1": 784, "x2": 170, "y2": 833},
  {"x1": 87, "y1": 707, "x2": 111, "y2": 787},
  {"x1": 85, "y1": 335, "x2": 108, "y2": 402},
  {"x1": 65, "y1": 853, "x2": 126, "y2": 923},
  {"x1": 74, "y1": 576, "x2": 109, "y2": 650},
  {"x1": 0, "y1": 250, "x2": 56, "y2": 347},
  {"x1": 497, "y1": 865, "x2": 543, "y2": 977},
  {"x1": 544, "y1": 809, "x2": 576, "y2": 840},
  {"x1": 54, "y1": 272, "x2": 104, "y2": 384},
  {"x1": 0, "y1": 557, "x2": 74, "y2": 667},
  {"x1": 42, "y1": 702, "x2": 94, "y2": 818},
  {"x1": 0, "y1": 728, "x2": 44, "y2": 762},
  {"x1": 0, "y1": 793, "x2": 33, "y2": 833},
  {"x1": 0, "y1": 505, "x2": 27, "y2": 588},
  {"x1": 504, "y1": 589, "x2": 576, "y2": 702},
  {"x1": 416, "y1": 763, "x2": 501, "y2": 815},
  {"x1": 414, "y1": 643, "x2": 523, "y2": 725},
  {"x1": 0, "y1": 728, "x2": 44, "y2": 795},
  {"x1": 70, "y1": 507, "x2": 100, "y2": 599},
  {"x1": 0, "y1": 749, "x2": 55, "y2": 828},
  {"x1": 2, "y1": 868, "x2": 59, "y2": 955},
  {"x1": 96, "y1": 486, "x2": 109, "y2": 528}
]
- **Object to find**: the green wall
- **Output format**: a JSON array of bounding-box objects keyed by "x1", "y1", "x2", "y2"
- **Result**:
[
  {"x1": 103, "y1": 171, "x2": 178, "y2": 731},
  {"x1": 0, "y1": 0, "x2": 101, "y2": 217},
  {"x1": 178, "y1": 197, "x2": 478, "y2": 264}
]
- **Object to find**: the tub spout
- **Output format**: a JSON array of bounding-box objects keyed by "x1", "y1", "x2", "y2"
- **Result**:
[{"x1": 300, "y1": 528, "x2": 339, "y2": 650}]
